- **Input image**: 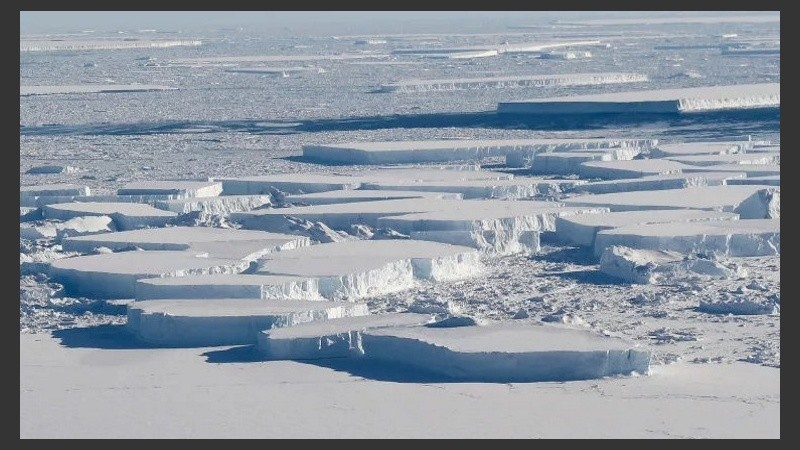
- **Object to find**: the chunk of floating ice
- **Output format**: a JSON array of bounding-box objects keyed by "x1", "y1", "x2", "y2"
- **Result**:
[
  {"x1": 20, "y1": 215, "x2": 115, "y2": 241},
  {"x1": 20, "y1": 39, "x2": 201, "y2": 52},
  {"x1": 20, "y1": 184, "x2": 91, "y2": 207},
  {"x1": 216, "y1": 173, "x2": 361, "y2": 195},
  {"x1": 225, "y1": 66, "x2": 323, "y2": 75},
  {"x1": 649, "y1": 141, "x2": 751, "y2": 157},
  {"x1": 599, "y1": 245, "x2": 746, "y2": 284},
  {"x1": 117, "y1": 180, "x2": 223, "y2": 199},
  {"x1": 594, "y1": 219, "x2": 780, "y2": 257},
  {"x1": 258, "y1": 313, "x2": 434, "y2": 359},
  {"x1": 497, "y1": 83, "x2": 780, "y2": 114},
  {"x1": 126, "y1": 299, "x2": 369, "y2": 347},
  {"x1": 528, "y1": 149, "x2": 642, "y2": 175},
  {"x1": 578, "y1": 159, "x2": 687, "y2": 179},
  {"x1": 254, "y1": 239, "x2": 482, "y2": 300},
  {"x1": 25, "y1": 165, "x2": 80, "y2": 174},
  {"x1": 575, "y1": 172, "x2": 746, "y2": 194},
  {"x1": 41, "y1": 202, "x2": 177, "y2": 230},
  {"x1": 378, "y1": 72, "x2": 648, "y2": 93},
  {"x1": 360, "y1": 177, "x2": 586, "y2": 200},
  {"x1": 338, "y1": 322, "x2": 650, "y2": 382},
  {"x1": 555, "y1": 210, "x2": 739, "y2": 248},
  {"x1": 666, "y1": 152, "x2": 780, "y2": 167},
  {"x1": 153, "y1": 194, "x2": 272, "y2": 214},
  {"x1": 285, "y1": 189, "x2": 461, "y2": 205},
  {"x1": 19, "y1": 84, "x2": 175, "y2": 95},
  {"x1": 563, "y1": 185, "x2": 779, "y2": 218},
  {"x1": 697, "y1": 298, "x2": 779, "y2": 316},
  {"x1": 62, "y1": 227, "x2": 309, "y2": 260},
  {"x1": 50, "y1": 251, "x2": 251, "y2": 299},
  {"x1": 725, "y1": 175, "x2": 780, "y2": 186},
  {"x1": 135, "y1": 274, "x2": 321, "y2": 301},
  {"x1": 302, "y1": 138, "x2": 657, "y2": 166},
  {"x1": 681, "y1": 163, "x2": 780, "y2": 178}
]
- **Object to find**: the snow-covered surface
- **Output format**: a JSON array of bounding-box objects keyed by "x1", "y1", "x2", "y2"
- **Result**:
[
  {"x1": 135, "y1": 274, "x2": 320, "y2": 301},
  {"x1": 681, "y1": 163, "x2": 780, "y2": 178},
  {"x1": 61, "y1": 227, "x2": 310, "y2": 260},
  {"x1": 302, "y1": 138, "x2": 657, "y2": 166},
  {"x1": 20, "y1": 215, "x2": 115, "y2": 241},
  {"x1": 725, "y1": 175, "x2": 780, "y2": 186},
  {"x1": 577, "y1": 159, "x2": 687, "y2": 179},
  {"x1": 563, "y1": 185, "x2": 778, "y2": 218},
  {"x1": 361, "y1": 177, "x2": 586, "y2": 200},
  {"x1": 528, "y1": 149, "x2": 641, "y2": 175},
  {"x1": 666, "y1": 152, "x2": 780, "y2": 167},
  {"x1": 575, "y1": 172, "x2": 745, "y2": 194},
  {"x1": 225, "y1": 66, "x2": 324, "y2": 75},
  {"x1": 153, "y1": 194, "x2": 272, "y2": 214},
  {"x1": 498, "y1": 83, "x2": 780, "y2": 114},
  {"x1": 41, "y1": 202, "x2": 177, "y2": 230},
  {"x1": 285, "y1": 189, "x2": 461, "y2": 205},
  {"x1": 216, "y1": 173, "x2": 361, "y2": 195},
  {"x1": 127, "y1": 299, "x2": 369, "y2": 346},
  {"x1": 650, "y1": 141, "x2": 751, "y2": 157},
  {"x1": 259, "y1": 312, "x2": 434, "y2": 359},
  {"x1": 20, "y1": 184, "x2": 91, "y2": 206},
  {"x1": 20, "y1": 38, "x2": 201, "y2": 52},
  {"x1": 599, "y1": 245, "x2": 747, "y2": 284},
  {"x1": 117, "y1": 180, "x2": 223, "y2": 198},
  {"x1": 20, "y1": 84, "x2": 175, "y2": 96},
  {"x1": 50, "y1": 251, "x2": 251, "y2": 299},
  {"x1": 594, "y1": 219, "x2": 780, "y2": 257},
  {"x1": 555, "y1": 209, "x2": 739, "y2": 248},
  {"x1": 379, "y1": 73, "x2": 648, "y2": 93}
]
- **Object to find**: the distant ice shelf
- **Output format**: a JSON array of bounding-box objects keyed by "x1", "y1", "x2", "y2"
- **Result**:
[
  {"x1": 379, "y1": 73, "x2": 647, "y2": 93},
  {"x1": 20, "y1": 85, "x2": 175, "y2": 96},
  {"x1": 20, "y1": 39, "x2": 201, "y2": 52}
]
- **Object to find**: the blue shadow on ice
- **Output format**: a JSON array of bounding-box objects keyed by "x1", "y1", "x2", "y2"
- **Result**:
[{"x1": 52, "y1": 324, "x2": 158, "y2": 350}]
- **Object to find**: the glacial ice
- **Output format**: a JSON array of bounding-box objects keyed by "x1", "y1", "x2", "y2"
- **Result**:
[
  {"x1": 527, "y1": 149, "x2": 642, "y2": 175},
  {"x1": 285, "y1": 189, "x2": 462, "y2": 205},
  {"x1": 42, "y1": 202, "x2": 178, "y2": 230},
  {"x1": 599, "y1": 245, "x2": 746, "y2": 284},
  {"x1": 216, "y1": 173, "x2": 361, "y2": 195},
  {"x1": 127, "y1": 299, "x2": 369, "y2": 347},
  {"x1": 378, "y1": 73, "x2": 648, "y2": 93},
  {"x1": 117, "y1": 180, "x2": 223, "y2": 199},
  {"x1": 649, "y1": 141, "x2": 751, "y2": 157},
  {"x1": 725, "y1": 176, "x2": 780, "y2": 186},
  {"x1": 20, "y1": 39, "x2": 201, "y2": 52},
  {"x1": 20, "y1": 184, "x2": 91, "y2": 207},
  {"x1": 681, "y1": 163, "x2": 780, "y2": 178},
  {"x1": 20, "y1": 85, "x2": 175, "y2": 96},
  {"x1": 135, "y1": 274, "x2": 321, "y2": 301},
  {"x1": 577, "y1": 159, "x2": 687, "y2": 179},
  {"x1": 360, "y1": 177, "x2": 586, "y2": 200},
  {"x1": 575, "y1": 172, "x2": 746, "y2": 194},
  {"x1": 153, "y1": 195, "x2": 272, "y2": 214},
  {"x1": 666, "y1": 152, "x2": 780, "y2": 167},
  {"x1": 25, "y1": 165, "x2": 80, "y2": 174},
  {"x1": 20, "y1": 216, "x2": 115, "y2": 241},
  {"x1": 50, "y1": 251, "x2": 251, "y2": 299},
  {"x1": 498, "y1": 83, "x2": 780, "y2": 114}
]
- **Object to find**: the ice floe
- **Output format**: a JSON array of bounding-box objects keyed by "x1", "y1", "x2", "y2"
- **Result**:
[
  {"x1": 379, "y1": 73, "x2": 647, "y2": 93},
  {"x1": 117, "y1": 180, "x2": 223, "y2": 198},
  {"x1": 599, "y1": 245, "x2": 747, "y2": 284},
  {"x1": 42, "y1": 202, "x2": 178, "y2": 230}
]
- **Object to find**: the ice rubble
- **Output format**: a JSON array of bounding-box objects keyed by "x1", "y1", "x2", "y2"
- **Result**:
[
  {"x1": 20, "y1": 184, "x2": 91, "y2": 207},
  {"x1": 135, "y1": 274, "x2": 321, "y2": 301},
  {"x1": 666, "y1": 152, "x2": 780, "y2": 167},
  {"x1": 25, "y1": 165, "x2": 80, "y2": 174},
  {"x1": 726, "y1": 176, "x2": 780, "y2": 186},
  {"x1": 153, "y1": 194, "x2": 272, "y2": 214},
  {"x1": 20, "y1": 216, "x2": 115, "y2": 241},
  {"x1": 127, "y1": 299, "x2": 369, "y2": 347},
  {"x1": 498, "y1": 83, "x2": 780, "y2": 114},
  {"x1": 117, "y1": 180, "x2": 223, "y2": 198},
  {"x1": 599, "y1": 245, "x2": 747, "y2": 284},
  {"x1": 50, "y1": 251, "x2": 251, "y2": 299},
  {"x1": 697, "y1": 298, "x2": 779, "y2": 315},
  {"x1": 540, "y1": 50, "x2": 593, "y2": 59},
  {"x1": 563, "y1": 185, "x2": 779, "y2": 218},
  {"x1": 258, "y1": 313, "x2": 434, "y2": 360},
  {"x1": 575, "y1": 172, "x2": 746, "y2": 194},
  {"x1": 593, "y1": 219, "x2": 780, "y2": 257},
  {"x1": 302, "y1": 138, "x2": 657, "y2": 166},
  {"x1": 61, "y1": 227, "x2": 310, "y2": 260},
  {"x1": 20, "y1": 85, "x2": 175, "y2": 96},
  {"x1": 360, "y1": 177, "x2": 585, "y2": 200},
  {"x1": 42, "y1": 202, "x2": 177, "y2": 230},
  {"x1": 577, "y1": 159, "x2": 687, "y2": 179},
  {"x1": 253, "y1": 240, "x2": 483, "y2": 300},
  {"x1": 554, "y1": 210, "x2": 739, "y2": 248},
  {"x1": 285, "y1": 189, "x2": 461, "y2": 205},
  {"x1": 378, "y1": 73, "x2": 648, "y2": 93}
]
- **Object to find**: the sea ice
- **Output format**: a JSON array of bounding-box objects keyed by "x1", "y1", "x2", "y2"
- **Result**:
[
  {"x1": 20, "y1": 216, "x2": 115, "y2": 241},
  {"x1": 725, "y1": 176, "x2": 780, "y2": 186},
  {"x1": 117, "y1": 180, "x2": 223, "y2": 199},
  {"x1": 285, "y1": 189, "x2": 461, "y2": 205},
  {"x1": 20, "y1": 85, "x2": 174, "y2": 96},
  {"x1": 153, "y1": 195, "x2": 272, "y2": 214},
  {"x1": 378, "y1": 73, "x2": 647, "y2": 93},
  {"x1": 577, "y1": 159, "x2": 687, "y2": 179},
  {"x1": 41, "y1": 202, "x2": 178, "y2": 230},
  {"x1": 360, "y1": 177, "x2": 586, "y2": 200},
  {"x1": 25, "y1": 165, "x2": 80, "y2": 174},
  {"x1": 135, "y1": 274, "x2": 321, "y2": 301},
  {"x1": 20, "y1": 184, "x2": 91, "y2": 207},
  {"x1": 599, "y1": 245, "x2": 746, "y2": 284},
  {"x1": 574, "y1": 172, "x2": 746, "y2": 194}
]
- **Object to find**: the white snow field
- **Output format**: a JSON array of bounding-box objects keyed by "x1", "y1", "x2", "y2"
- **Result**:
[
  {"x1": 117, "y1": 180, "x2": 223, "y2": 198},
  {"x1": 563, "y1": 185, "x2": 779, "y2": 218},
  {"x1": 21, "y1": 334, "x2": 779, "y2": 438},
  {"x1": 61, "y1": 227, "x2": 310, "y2": 260},
  {"x1": 649, "y1": 141, "x2": 752, "y2": 157},
  {"x1": 302, "y1": 138, "x2": 657, "y2": 166},
  {"x1": 378, "y1": 72, "x2": 648, "y2": 93},
  {"x1": 127, "y1": 299, "x2": 370, "y2": 347},
  {"x1": 497, "y1": 83, "x2": 780, "y2": 114},
  {"x1": 665, "y1": 152, "x2": 780, "y2": 167},
  {"x1": 599, "y1": 245, "x2": 747, "y2": 284},
  {"x1": 554, "y1": 210, "x2": 739, "y2": 248},
  {"x1": 49, "y1": 251, "x2": 251, "y2": 299},
  {"x1": 20, "y1": 38, "x2": 201, "y2": 52},
  {"x1": 253, "y1": 239, "x2": 483, "y2": 300},
  {"x1": 20, "y1": 84, "x2": 175, "y2": 96},
  {"x1": 153, "y1": 194, "x2": 272, "y2": 214},
  {"x1": 285, "y1": 189, "x2": 462, "y2": 205},
  {"x1": 135, "y1": 274, "x2": 321, "y2": 301},
  {"x1": 574, "y1": 172, "x2": 746, "y2": 194},
  {"x1": 41, "y1": 202, "x2": 178, "y2": 230},
  {"x1": 577, "y1": 159, "x2": 688, "y2": 179},
  {"x1": 20, "y1": 184, "x2": 91, "y2": 207},
  {"x1": 593, "y1": 219, "x2": 780, "y2": 257},
  {"x1": 259, "y1": 312, "x2": 434, "y2": 359},
  {"x1": 360, "y1": 177, "x2": 586, "y2": 200}
]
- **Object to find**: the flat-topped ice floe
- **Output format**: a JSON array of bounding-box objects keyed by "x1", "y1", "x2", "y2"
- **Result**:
[
  {"x1": 127, "y1": 299, "x2": 369, "y2": 347},
  {"x1": 555, "y1": 209, "x2": 739, "y2": 247},
  {"x1": 20, "y1": 216, "x2": 115, "y2": 241},
  {"x1": 498, "y1": 83, "x2": 780, "y2": 114},
  {"x1": 594, "y1": 219, "x2": 780, "y2": 257},
  {"x1": 575, "y1": 172, "x2": 746, "y2": 194},
  {"x1": 353, "y1": 322, "x2": 650, "y2": 382},
  {"x1": 681, "y1": 163, "x2": 780, "y2": 178},
  {"x1": 61, "y1": 227, "x2": 309, "y2": 260},
  {"x1": 254, "y1": 239, "x2": 483, "y2": 300},
  {"x1": 665, "y1": 152, "x2": 780, "y2": 167},
  {"x1": 259, "y1": 313, "x2": 434, "y2": 359},
  {"x1": 379, "y1": 73, "x2": 648, "y2": 93},
  {"x1": 216, "y1": 173, "x2": 361, "y2": 195},
  {"x1": 20, "y1": 85, "x2": 175, "y2": 96},
  {"x1": 41, "y1": 202, "x2": 177, "y2": 230},
  {"x1": 153, "y1": 194, "x2": 272, "y2": 214},
  {"x1": 50, "y1": 251, "x2": 251, "y2": 299},
  {"x1": 599, "y1": 245, "x2": 747, "y2": 284},
  {"x1": 563, "y1": 185, "x2": 779, "y2": 219},
  {"x1": 135, "y1": 274, "x2": 320, "y2": 301},
  {"x1": 528, "y1": 150, "x2": 642, "y2": 175},
  {"x1": 577, "y1": 159, "x2": 687, "y2": 179},
  {"x1": 20, "y1": 39, "x2": 201, "y2": 52},
  {"x1": 650, "y1": 141, "x2": 751, "y2": 157},
  {"x1": 117, "y1": 180, "x2": 223, "y2": 198},
  {"x1": 726, "y1": 175, "x2": 780, "y2": 186},
  {"x1": 285, "y1": 189, "x2": 461, "y2": 205},
  {"x1": 225, "y1": 66, "x2": 323, "y2": 75},
  {"x1": 361, "y1": 177, "x2": 586, "y2": 200},
  {"x1": 302, "y1": 138, "x2": 656, "y2": 166},
  {"x1": 20, "y1": 184, "x2": 91, "y2": 207}
]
